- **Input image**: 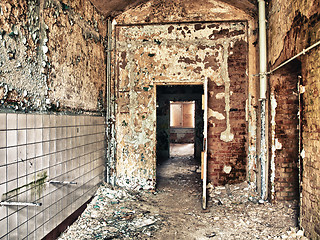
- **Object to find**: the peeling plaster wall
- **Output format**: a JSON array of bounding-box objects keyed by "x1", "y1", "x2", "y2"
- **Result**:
[
  {"x1": 208, "y1": 38, "x2": 248, "y2": 185},
  {"x1": 115, "y1": 0, "x2": 254, "y2": 24},
  {"x1": 0, "y1": 1, "x2": 107, "y2": 238},
  {"x1": 0, "y1": 0, "x2": 106, "y2": 112},
  {"x1": 114, "y1": 0, "x2": 257, "y2": 189},
  {"x1": 268, "y1": 0, "x2": 319, "y2": 66},
  {"x1": 268, "y1": 0, "x2": 320, "y2": 237},
  {"x1": 113, "y1": 0, "x2": 259, "y2": 189}
]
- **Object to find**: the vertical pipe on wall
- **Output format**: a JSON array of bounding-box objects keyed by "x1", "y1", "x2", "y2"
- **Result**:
[
  {"x1": 297, "y1": 75, "x2": 303, "y2": 225},
  {"x1": 106, "y1": 18, "x2": 111, "y2": 183},
  {"x1": 202, "y1": 78, "x2": 208, "y2": 209},
  {"x1": 259, "y1": 0, "x2": 267, "y2": 100},
  {"x1": 258, "y1": 0, "x2": 268, "y2": 200},
  {"x1": 106, "y1": 18, "x2": 116, "y2": 185}
]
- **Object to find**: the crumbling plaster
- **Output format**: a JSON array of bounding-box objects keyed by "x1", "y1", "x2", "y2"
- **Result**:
[
  {"x1": 268, "y1": 0, "x2": 320, "y2": 66},
  {"x1": 89, "y1": 0, "x2": 257, "y2": 18},
  {"x1": 113, "y1": 0, "x2": 259, "y2": 189},
  {"x1": 268, "y1": 0, "x2": 320, "y2": 237},
  {"x1": 0, "y1": 0, "x2": 107, "y2": 113}
]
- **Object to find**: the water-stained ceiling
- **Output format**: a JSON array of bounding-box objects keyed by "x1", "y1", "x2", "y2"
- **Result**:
[{"x1": 89, "y1": 0, "x2": 257, "y2": 17}]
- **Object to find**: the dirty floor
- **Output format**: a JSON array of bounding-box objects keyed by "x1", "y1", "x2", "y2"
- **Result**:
[
  {"x1": 169, "y1": 143, "x2": 194, "y2": 157},
  {"x1": 58, "y1": 154, "x2": 306, "y2": 240}
]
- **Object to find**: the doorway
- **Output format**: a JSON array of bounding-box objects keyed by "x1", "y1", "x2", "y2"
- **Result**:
[
  {"x1": 156, "y1": 84, "x2": 204, "y2": 189},
  {"x1": 156, "y1": 85, "x2": 204, "y2": 162}
]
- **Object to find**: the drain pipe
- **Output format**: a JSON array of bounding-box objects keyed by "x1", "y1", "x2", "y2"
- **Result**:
[
  {"x1": 106, "y1": 18, "x2": 116, "y2": 186},
  {"x1": 106, "y1": 18, "x2": 112, "y2": 184},
  {"x1": 258, "y1": 0, "x2": 268, "y2": 200}
]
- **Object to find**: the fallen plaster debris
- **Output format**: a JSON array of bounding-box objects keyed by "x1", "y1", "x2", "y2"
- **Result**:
[
  {"x1": 58, "y1": 183, "x2": 162, "y2": 240},
  {"x1": 206, "y1": 182, "x2": 308, "y2": 240},
  {"x1": 58, "y1": 180, "x2": 308, "y2": 240}
]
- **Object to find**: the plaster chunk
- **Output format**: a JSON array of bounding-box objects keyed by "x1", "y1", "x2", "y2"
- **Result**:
[
  {"x1": 216, "y1": 92, "x2": 225, "y2": 99},
  {"x1": 275, "y1": 138, "x2": 282, "y2": 150},
  {"x1": 223, "y1": 165, "x2": 232, "y2": 174},
  {"x1": 220, "y1": 130, "x2": 234, "y2": 142},
  {"x1": 209, "y1": 108, "x2": 225, "y2": 120}
]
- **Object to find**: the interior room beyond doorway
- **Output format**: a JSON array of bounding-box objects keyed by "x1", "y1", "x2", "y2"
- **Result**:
[{"x1": 170, "y1": 101, "x2": 195, "y2": 157}]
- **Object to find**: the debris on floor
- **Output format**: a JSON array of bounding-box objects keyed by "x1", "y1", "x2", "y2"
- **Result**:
[
  {"x1": 204, "y1": 181, "x2": 308, "y2": 240},
  {"x1": 58, "y1": 183, "x2": 163, "y2": 240},
  {"x1": 58, "y1": 155, "x2": 308, "y2": 240},
  {"x1": 207, "y1": 181, "x2": 259, "y2": 205}
]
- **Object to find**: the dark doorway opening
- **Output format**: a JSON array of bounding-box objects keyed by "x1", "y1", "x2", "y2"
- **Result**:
[
  {"x1": 156, "y1": 85, "x2": 204, "y2": 189},
  {"x1": 268, "y1": 59, "x2": 301, "y2": 202}
]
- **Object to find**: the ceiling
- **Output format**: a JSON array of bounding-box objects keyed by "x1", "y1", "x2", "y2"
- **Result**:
[{"x1": 89, "y1": 0, "x2": 258, "y2": 18}]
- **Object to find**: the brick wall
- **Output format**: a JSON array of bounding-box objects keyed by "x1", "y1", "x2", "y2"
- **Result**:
[
  {"x1": 207, "y1": 40, "x2": 248, "y2": 185},
  {"x1": 170, "y1": 128, "x2": 194, "y2": 143},
  {"x1": 268, "y1": 0, "x2": 320, "y2": 237},
  {"x1": 300, "y1": 47, "x2": 320, "y2": 239},
  {"x1": 269, "y1": 62, "x2": 300, "y2": 201}
]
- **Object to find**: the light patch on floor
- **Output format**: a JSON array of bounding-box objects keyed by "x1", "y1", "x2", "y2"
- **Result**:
[{"x1": 170, "y1": 143, "x2": 194, "y2": 157}]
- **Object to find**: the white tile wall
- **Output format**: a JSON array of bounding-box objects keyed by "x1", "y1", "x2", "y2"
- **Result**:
[{"x1": 0, "y1": 113, "x2": 105, "y2": 239}]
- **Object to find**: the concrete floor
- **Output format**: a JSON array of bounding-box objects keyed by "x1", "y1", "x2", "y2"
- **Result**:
[
  {"x1": 58, "y1": 153, "x2": 301, "y2": 239},
  {"x1": 170, "y1": 143, "x2": 194, "y2": 157}
]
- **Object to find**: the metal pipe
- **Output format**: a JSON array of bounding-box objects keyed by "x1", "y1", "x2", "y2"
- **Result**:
[
  {"x1": 258, "y1": 0, "x2": 267, "y2": 100},
  {"x1": 260, "y1": 100, "x2": 267, "y2": 200},
  {"x1": 258, "y1": 0, "x2": 268, "y2": 200},
  {"x1": 105, "y1": 18, "x2": 117, "y2": 186},
  {"x1": 0, "y1": 201, "x2": 42, "y2": 207},
  {"x1": 252, "y1": 40, "x2": 320, "y2": 77},
  {"x1": 107, "y1": 18, "x2": 112, "y2": 121},
  {"x1": 48, "y1": 181, "x2": 77, "y2": 185},
  {"x1": 202, "y1": 77, "x2": 208, "y2": 210},
  {"x1": 298, "y1": 75, "x2": 303, "y2": 225},
  {"x1": 106, "y1": 18, "x2": 112, "y2": 184},
  {"x1": 269, "y1": 40, "x2": 320, "y2": 74}
]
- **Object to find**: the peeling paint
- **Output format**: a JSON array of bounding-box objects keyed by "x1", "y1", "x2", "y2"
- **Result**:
[
  {"x1": 275, "y1": 138, "x2": 282, "y2": 150},
  {"x1": 216, "y1": 92, "x2": 225, "y2": 99},
  {"x1": 270, "y1": 93, "x2": 277, "y2": 200},
  {"x1": 220, "y1": 42, "x2": 234, "y2": 143},
  {"x1": 247, "y1": 93, "x2": 257, "y2": 185},
  {"x1": 0, "y1": 0, "x2": 106, "y2": 113},
  {"x1": 223, "y1": 165, "x2": 232, "y2": 174},
  {"x1": 115, "y1": 20, "x2": 249, "y2": 188},
  {"x1": 209, "y1": 108, "x2": 225, "y2": 120}
]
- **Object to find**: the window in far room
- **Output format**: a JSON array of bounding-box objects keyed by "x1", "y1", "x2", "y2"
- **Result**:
[{"x1": 170, "y1": 101, "x2": 195, "y2": 128}]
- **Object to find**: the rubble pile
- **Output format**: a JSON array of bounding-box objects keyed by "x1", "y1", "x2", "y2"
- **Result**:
[
  {"x1": 58, "y1": 177, "x2": 308, "y2": 239},
  {"x1": 58, "y1": 183, "x2": 162, "y2": 240},
  {"x1": 207, "y1": 181, "x2": 259, "y2": 205},
  {"x1": 203, "y1": 182, "x2": 308, "y2": 240}
]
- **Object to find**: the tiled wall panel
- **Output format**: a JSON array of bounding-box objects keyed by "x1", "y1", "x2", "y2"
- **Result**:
[{"x1": 0, "y1": 113, "x2": 105, "y2": 240}]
